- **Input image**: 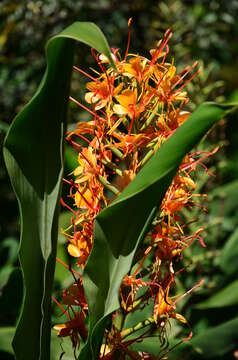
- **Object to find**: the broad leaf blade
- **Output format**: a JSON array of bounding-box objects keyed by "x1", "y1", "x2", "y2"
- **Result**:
[
  {"x1": 195, "y1": 279, "x2": 238, "y2": 309},
  {"x1": 191, "y1": 317, "x2": 238, "y2": 358},
  {"x1": 81, "y1": 102, "x2": 235, "y2": 359},
  {"x1": 0, "y1": 327, "x2": 15, "y2": 355},
  {"x1": 3, "y1": 22, "x2": 114, "y2": 360},
  {"x1": 220, "y1": 227, "x2": 238, "y2": 276}
]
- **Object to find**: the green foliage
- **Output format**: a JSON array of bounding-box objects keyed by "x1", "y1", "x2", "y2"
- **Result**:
[
  {"x1": 3, "y1": 22, "x2": 114, "y2": 360},
  {"x1": 220, "y1": 228, "x2": 238, "y2": 276},
  {"x1": 4, "y1": 17, "x2": 237, "y2": 359},
  {"x1": 191, "y1": 317, "x2": 238, "y2": 358},
  {"x1": 0, "y1": 327, "x2": 15, "y2": 355},
  {"x1": 196, "y1": 279, "x2": 238, "y2": 309},
  {"x1": 1, "y1": 2, "x2": 238, "y2": 359},
  {"x1": 81, "y1": 102, "x2": 234, "y2": 359},
  {"x1": 0, "y1": 327, "x2": 75, "y2": 360}
]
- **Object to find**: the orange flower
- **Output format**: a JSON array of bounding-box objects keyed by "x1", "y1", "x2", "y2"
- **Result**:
[
  {"x1": 85, "y1": 75, "x2": 122, "y2": 110},
  {"x1": 114, "y1": 170, "x2": 135, "y2": 192},
  {"x1": 111, "y1": 132, "x2": 148, "y2": 156},
  {"x1": 59, "y1": 25, "x2": 208, "y2": 355},
  {"x1": 54, "y1": 312, "x2": 87, "y2": 348},
  {"x1": 74, "y1": 186, "x2": 94, "y2": 209},
  {"x1": 122, "y1": 56, "x2": 146, "y2": 82},
  {"x1": 113, "y1": 89, "x2": 138, "y2": 118},
  {"x1": 74, "y1": 147, "x2": 99, "y2": 184},
  {"x1": 153, "y1": 287, "x2": 187, "y2": 325},
  {"x1": 62, "y1": 284, "x2": 88, "y2": 310}
]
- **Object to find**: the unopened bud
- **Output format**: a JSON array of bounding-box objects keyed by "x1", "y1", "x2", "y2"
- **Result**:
[{"x1": 128, "y1": 17, "x2": 133, "y2": 28}]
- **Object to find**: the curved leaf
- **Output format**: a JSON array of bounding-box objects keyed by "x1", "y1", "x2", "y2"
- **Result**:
[
  {"x1": 211, "y1": 179, "x2": 238, "y2": 216},
  {"x1": 3, "y1": 22, "x2": 114, "y2": 360},
  {"x1": 195, "y1": 279, "x2": 238, "y2": 309},
  {"x1": 0, "y1": 328, "x2": 76, "y2": 360},
  {"x1": 0, "y1": 327, "x2": 14, "y2": 355},
  {"x1": 220, "y1": 227, "x2": 238, "y2": 275},
  {"x1": 191, "y1": 317, "x2": 238, "y2": 358},
  {"x1": 81, "y1": 102, "x2": 236, "y2": 359}
]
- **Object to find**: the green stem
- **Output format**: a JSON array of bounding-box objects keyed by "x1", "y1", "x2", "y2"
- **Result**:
[
  {"x1": 140, "y1": 149, "x2": 155, "y2": 167},
  {"x1": 141, "y1": 103, "x2": 159, "y2": 130},
  {"x1": 110, "y1": 146, "x2": 124, "y2": 160},
  {"x1": 114, "y1": 309, "x2": 125, "y2": 331},
  {"x1": 98, "y1": 174, "x2": 120, "y2": 195},
  {"x1": 102, "y1": 158, "x2": 123, "y2": 176},
  {"x1": 121, "y1": 316, "x2": 155, "y2": 339}
]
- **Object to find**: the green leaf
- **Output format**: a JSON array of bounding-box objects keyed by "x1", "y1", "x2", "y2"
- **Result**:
[
  {"x1": 0, "y1": 120, "x2": 9, "y2": 133},
  {"x1": 64, "y1": 144, "x2": 78, "y2": 174},
  {"x1": 211, "y1": 179, "x2": 238, "y2": 216},
  {"x1": 3, "y1": 22, "x2": 114, "y2": 360},
  {"x1": 0, "y1": 327, "x2": 14, "y2": 354},
  {"x1": 195, "y1": 279, "x2": 238, "y2": 309},
  {"x1": 0, "y1": 237, "x2": 18, "y2": 289},
  {"x1": 0, "y1": 268, "x2": 23, "y2": 323},
  {"x1": 220, "y1": 227, "x2": 238, "y2": 275},
  {"x1": 80, "y1": 102, "x2": 236, "y2": 359},
  {"x1": 130, "y1": 337, "x2": 161, "y2": 356},
  {"x1": 51, "y1": 331, "x2": 76, "y2": 360},
  {"x1": 0, "y1": 327, "x2": 75, "y2": 360},
  {"x1": 191, "y1": 317, "x2": 238, "y2": 358}
]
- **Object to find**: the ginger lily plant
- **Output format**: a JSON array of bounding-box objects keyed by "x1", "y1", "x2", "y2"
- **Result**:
[{"x1": 3, "y1": 21, "x2": 236, "y2": 360}]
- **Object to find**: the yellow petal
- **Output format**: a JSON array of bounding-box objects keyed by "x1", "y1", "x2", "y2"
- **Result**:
[
  {"x1": 85, "y1": 92, "x2": 100, "y2": 104},
  {"x1": 113, "y1": 104, "x2": 128, "y2": 116},
  {"x1": 68, "y1": 244, "x2": 81, "y2": 257},
  {"x1": 75, "y1": 175, "x2": 90, "y2": 184},
  {"x1": 116, "y1": 89, "x2": 137, "y2": 109},
  {"x1": 75, "y1": 188, "x2": 93, "y2": 208},
  {"x1": 86, "y1": 81, "x2": 98, "y2": 92},
  {"x1": 73, "y1": 165, "x2": 83, "y2": 177},
  {"x1": 174, "y1": 313, "x2": 187, "y2": 324},
  {"x1": 167, "y1": 65, "x2": 176, "y2": 79},
  {"x1": 53, "y1": 324, "x2": 66, "y2": 331}
]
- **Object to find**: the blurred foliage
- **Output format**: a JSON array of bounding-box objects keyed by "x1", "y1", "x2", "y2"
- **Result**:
[{"x1": 0, "y1": 1, "x2": 238, "y2": 359}]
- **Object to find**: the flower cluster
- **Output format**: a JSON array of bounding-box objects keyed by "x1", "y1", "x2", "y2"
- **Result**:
[{"x1": 53, "y1": 22, "x2": 214, "y2": 359}]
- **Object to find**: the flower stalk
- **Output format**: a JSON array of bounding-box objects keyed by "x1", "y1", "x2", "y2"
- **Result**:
[{"x1": 53, "y1": 22, "x2": 216, "y2": 359}]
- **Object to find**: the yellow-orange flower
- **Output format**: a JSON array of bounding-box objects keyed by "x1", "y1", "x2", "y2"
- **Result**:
[{"x1": 85, "y1": 75, "x2": 122, "y2": 110}]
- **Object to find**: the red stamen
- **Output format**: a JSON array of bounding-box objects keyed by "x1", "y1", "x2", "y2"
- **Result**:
[
  {"x1": 63, "y1": 178, "x2": 78, "y2": 189},
  {"x1": 60, "y1": 197, "x2": 78, "y2": 216},
  {"x1": 128, "y1": 113, "x2": 136, "y2": 135},
  {"x1": 171, "y1": 67, "x2": 201, "y2": 96},
  {"x1": 174, "y1": 280, "x2": 204, "y2": 304},
  {"x1": 150, "y1": 28, "x2": 172, "y2": 67},
  {"x1": 56, "y1": 257, "x2": 81, "y2": 276},
  {"x1": 75, "y1": 133, "x2": 91, "y2": 144},
  {"x1": 161, "y1": 44, "x2": 169, "y2": 65},
  {"x1": 171, "y1": 61, "x2": 198, "y2": 90},
  {"x1": 76, "y1": 189, "x2": 95, "y2": 211},
  {"x1": 73, "y1": 65, "x2": 96, "y2": 81},
  {"x1": 91, "y1": 48, "x2": 113, "y2": 100},
  {"x1": 69, "y1": 96, "x2": 103, "y2": 120},
  {"x1": 124, "y1": 17, "x2": 132, "y2": 61},
  {"x1": 91, "y1": 48, "x2": 109, "y2": 78},
  {"x1": 76, "y1": 146, "x2": 99, "y2": 172},
  {"x1": 133, "y1": 246, "x2": 152, "y2": 276},
  {"x1": 51, "y1": 295, "x2": 71, "y2": 319},
  {"x1": 66, "y1": 137, "x2": 83, "y2": 152},
  {"x1": 112, "y1": 47, "x2": 120, "y2": 62}
]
